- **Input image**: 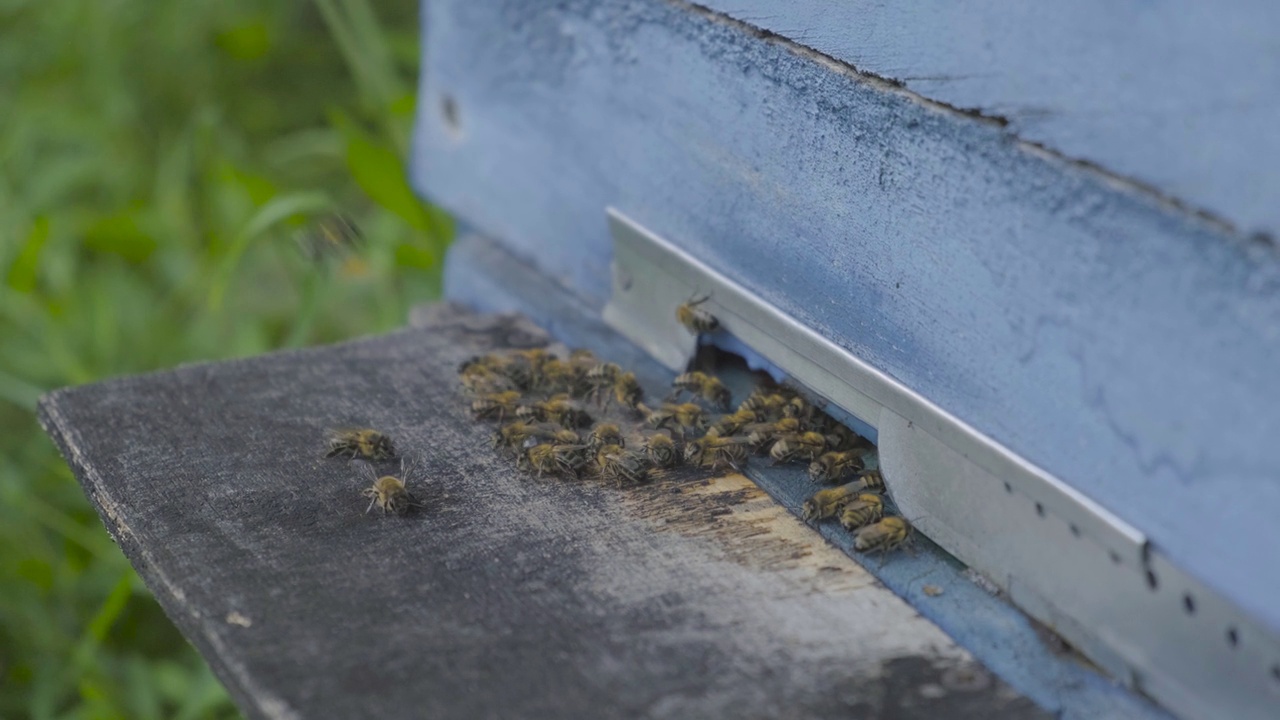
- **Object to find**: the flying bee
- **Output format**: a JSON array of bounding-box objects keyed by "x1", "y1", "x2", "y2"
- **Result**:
[
  {"x1": 801, "y1": 481, "x2": 863, "y2": 523},
  {"x1": 325, "y1": 428, "x2": 396, "y2": 461},
  {"x1": 709, "y1": 408, "x2": 758, "y2": 437},
  {"x1": 838, "y1": 494, "x2": 884, "y2": 531},
  {"x1": 808, "y1": 451, "x2": 865, "y2": 484},
  {"x1": 645, "y1": 402, "x2": 708, "y2": 437},
  {"x1": 471, "y1": 390, "x2": 523, "y2": 421},
  {"x1": 675, "y1": 294, "x2": 718, "y2": 334},
  {"x1": 768, "y1": 431, "x2": 827, "y2": 464},
  {"x1": 295, "y1": 213, "x2": 363, "y2": 262},
  {"x1": 643, "y1": 432, "x2": 679, "y2": 468},
  {"x1": 520, "y1": 443, "x2": 590, "y2": 479},
  {"x1": 361, "y1": 460, "x2": 417, "y2": 515},
  {"x1": 683, "y1": 435, "x2": 750, "y2": 471},
  {"x1": 670, "y1": 371, "x2": 731, "y2": 411},
  {"x1": 594, "y1": 444, "x2": 649, "y2": 487},
  {"x1": 611, "y1": 371, "x2": 644, "y2": 410},
  {"x1": 745, "y1": 417, "x2": 801, "y2": 450},
  {"x1": 854, "y1": 516, "x2": 912, "y2": 556},
  {"x1": 588, "y1": 423, "x2": 625, "y2": 451}
]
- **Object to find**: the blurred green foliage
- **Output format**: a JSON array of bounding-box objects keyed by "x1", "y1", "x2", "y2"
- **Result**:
[{"x1": 0, "y1": 0, "x2": 450, "y2": 717}]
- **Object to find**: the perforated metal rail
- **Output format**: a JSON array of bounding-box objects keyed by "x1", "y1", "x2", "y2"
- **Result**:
[{"x1": 602, "y1": 208, "x2": 1280, "y2": 720}]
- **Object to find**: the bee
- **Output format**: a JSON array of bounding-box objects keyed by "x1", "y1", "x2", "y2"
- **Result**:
[
  {"x1": 838, "y1": 494, "x2": 884, "y2": 530},
  {"x1": 670, "y1": 371, "x2": 731, "y2": 411},
  {"x1": 644, "y1": 402, "x2": 708, "y2": 437},
  {"x1": 739, "y1": 389, "x2": 789, "y2": 420},
  {"x1": 768, "y1": 432, "x2": 827, "y2": 464},
  {"x1": 296, "y1": 213, "x2": 363, "y2": 261},
  {"x1": 458, "y1": 363, "x2": 515, "y2": 395},
  {"x1": 594, "y1": 444, "x2": 649, "y2": 487},
  {"x1": 588, "y1": 423, "x2": 625, "y2": 450},
  {"x1": 643, "y1": 433, "x2": 679, "y2": 468},
  {"x1": 535, "y1": 358, "x2": 589, "y2": 396},
  {"x1": 326, "y1": 428, "x2": 395, "y2": 461},
  {"x1": 516, "y1": 395, "x2": 593, "y2": 428},
  {"x1": 801, "y1": 481, "x2": 863, "y2": 523},
  {"x1": 683, "y1": 435, "x2": 750, "y2": 471},
  {"x1": 808, "y1": 451, "x2": 865, "y2": 484},
  {"x1": 746, "y1": 417, "x2": 801, "y2": 450},
  {"x1": 504, "y1": 348, "x2": 555, "y2": 390},
  {"x1": 471, "y1": 390, "x2": 523, "y2": 421},
  {"x1": 854, "y1": 517, "x2": 912, "y2": 556},
  {"x1": 675, "y1": 294, "x2": 719, "y2": 334},
  {"x1": 855, "y1": 469, "x2": 885, "y2": 493},
  {"x1": 611, "y1": 371, "x2": 644, "y2": 410},
  {"x1": 520, "y1": 443, "x2": 590, "y2": 479},
  {"x1": 822, "y1": 423, "x2": 864, "y2": 452},
  {"x1": 362, "y1": 461, "x2": 416, "y2": 515},
  {"x1": 584, "y1": 362, "x2": 620, "y2": 404},
  {"x1": 709, "y1": 408, "x2": 758, "y2": 437},
  {"x1": 782, "y1": 395, "x2": 813, "y2": 422}
]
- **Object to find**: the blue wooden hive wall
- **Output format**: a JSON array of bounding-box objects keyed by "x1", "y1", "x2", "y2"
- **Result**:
[{"x1": 410, "y1": 1, "x2": 1280, "y2": 717}]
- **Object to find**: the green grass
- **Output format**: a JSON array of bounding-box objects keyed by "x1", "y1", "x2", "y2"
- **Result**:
[{"x1": 0, "y1": 1, "x2": 450, "y2": 717}]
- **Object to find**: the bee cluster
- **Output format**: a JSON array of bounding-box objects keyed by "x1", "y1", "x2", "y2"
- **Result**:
[{"x1": 459, "y1": 298, "x2": 913, "y2": 559}]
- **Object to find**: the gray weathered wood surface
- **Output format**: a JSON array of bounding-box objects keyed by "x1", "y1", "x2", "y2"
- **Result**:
[{"x1": 39, "y1": 305, "x2": 1044, "y2": 719}]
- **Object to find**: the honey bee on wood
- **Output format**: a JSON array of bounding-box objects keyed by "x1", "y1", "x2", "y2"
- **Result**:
[
  {"x1": 611, "y1": 371, "x2": 644, "y2": 411},
  {"x1": 745, "y1": 417, "x2": 801, "y2": 450},
  {"x1": 594, "y1": 444, "x2": 649, "y2": 487},
  {"x1": 502, "y1": 348, "x2": 555, "y2": 390},
  {"x1": 808, "y1": 450, "x2": 865, "y2": 484},
  {"x1": 516, "y1": 395, "x2": 593, "y2": 428},
  {"x1": 709, "y1": 408, "x2": 758, "y2": 438},
  {"x1": 535, "y1": 358, "x2": 589, "y2": 397},
  {"x1": 782, "y1": 395, "x2": 813, "y2": 422},
  {"x1": 670, "y1": 371, "x2": 731, "y2": 411},
  {"x1": 838, "y1": 494, "x2": 884, "y2": 530},
  {"x1": 675, "y1": 294, "x2": 719, "y2": 334},
  {"x1": 854, "y1": 516, "x2": 912, "y2": 556},
  {"x1": 683, "y1": 434, "x2": 750, "y2": 471},
  {"x1": 520, "y1": 442, "x2": 590, "y2": 479},
  {"x1": 362, "y1": 461, "x2": 417, "y2": 515},
  {"x1": 588, "y1": 423, "x2": 625, "y2": 450},
  {"x1": 768, "y1": 431, "x2": 827, "y2": 464},
  {"x1": 801, "y1": 481, "x2": 863, "y2": 523},
  {"x1": 326, "y1": 428, "x2": 396, "y2": 461},
  {"x1": 643, "y1": 432, "x2": 679, "y2": 468},
  {"x1": 471, "y1": 390, "x2": 523, "y2": 421},
  {"x1": 457, "y1": 355, "x2": 517, "y2": 395},
  {"x1": 644, "y1": 402, "x2": 708, "y2": 437}
]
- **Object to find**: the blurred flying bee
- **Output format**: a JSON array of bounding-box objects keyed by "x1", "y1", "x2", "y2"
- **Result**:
[
  {"x1": 643, "y1": 432, "x2": 679, "y2": 468},
  {"x1": 768, "y1": 431, "x2": 827, "y2": 464},
  {"x1": 295, "y1": 213, "x2": 363, "y2": 262},
  {"x1": 594, "y1": 444, "x2": 649, "y2": 487},
  {"x1": 362, "y1": 460, "x2": 417, "y2": 515},
  {"x1": 520, "y1": 442, "x2": 590, "y2": 479},
  {"x1": 675, "y1": 294, "x2": 718, "y2": 334},
  {"x1": 746, "y1": 417, "x2": 801, "y2": 450},
  {"x1": 854, "y1": 516, "x2": 911, "y2": 556},
  {"x1": 801, "y1": 481, "x2": 863, "y2": 523},
  {"x1": 516, "y1": 395, "x2": 593, "y2": 428},
  {"x1": 588, "y1": 423, "x2": 625, "y2": 450},
  {"x1": 709, "y1": 408, "x2": 758, "y2": 437},
  {"x1": 838, "y1": 494, "x2": 884, "y2": 531},
  {"x1": 644, "y1": 402, "x2": 708, "y2": 437},
  {"x1": 614, "y1": 372, "x2": 644, "y2": 410},
  {"x1": 325, "y1": 428, "x2": 395, "y2": 461},
  {"x1": 670, "y1": 371, "x2": 731, "y2": 411},
  {"x1": 471, "y1": 390, "x2": 523, "y2": 421},
  {"x1": 808, "y1": 451, "x2": 865, "y2": 484},
  {"x1": 683, "y1": 434, "x2": 749, "y2": 471}
]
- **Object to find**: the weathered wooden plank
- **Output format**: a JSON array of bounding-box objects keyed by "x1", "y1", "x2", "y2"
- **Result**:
[
  {"x1": 413, "y1": 0, "x2": 1280, "y2": 636},
  {"x1": 39, "y1": 305, "x2": 1044, "y2": 720}
]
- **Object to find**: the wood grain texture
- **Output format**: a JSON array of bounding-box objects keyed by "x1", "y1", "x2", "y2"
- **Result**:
[{"x1": 39, "y1": 306, "x2": 1044, "y2": 720}]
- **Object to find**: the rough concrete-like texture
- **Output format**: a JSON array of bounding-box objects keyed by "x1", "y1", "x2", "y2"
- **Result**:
[{"x1": 39, "y1": 306, "x2": 1044, "y2": 720}]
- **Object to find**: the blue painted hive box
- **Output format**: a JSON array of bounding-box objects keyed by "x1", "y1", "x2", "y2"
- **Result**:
[{"x1": 411, "y1": 2, "x2": 1280, "y2": 719}]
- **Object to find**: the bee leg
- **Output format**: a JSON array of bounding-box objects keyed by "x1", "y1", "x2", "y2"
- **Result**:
[{"x1": 365, "y1": 496, "x2": 378, "y2": 514}]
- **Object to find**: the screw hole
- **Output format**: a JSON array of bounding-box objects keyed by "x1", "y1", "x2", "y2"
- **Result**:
[
  {"x1": 1034, "y1": 502, "x2": 1045, "y2": 517},
  {"x1": 1109, "y1": 551, "x2": 1122, "y2": 564},
  {"x1": 1069, "y1": 523, "x2": 1081, "y2": 537},
  {"x1": 1227, "y1": 627, "x2": 1239, "y2": 647},
  {"x1": 441, "y1": 94, "x2": 460, "y2": 131},
  {"x1": 1182, "y1": 594, "x2": 1196, "y2": 614},
  {"x1": 1145, "y1": 570, "x2": 1159, "y2": 590},
  {"x1": 1003, "y1": 481, "x2": 1012, "y2": 494},
  {"x1": 1270, "y1": 665, "x2": 1280, "y2": 683}
]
